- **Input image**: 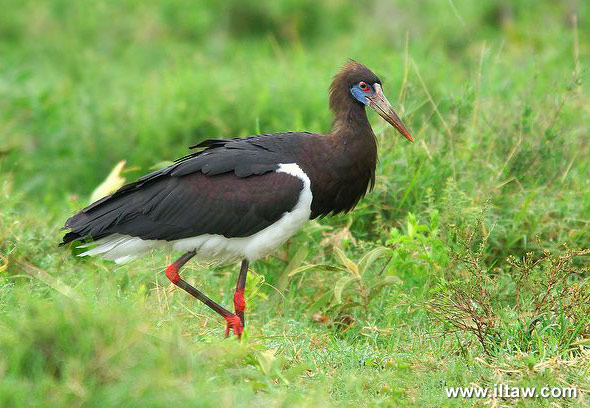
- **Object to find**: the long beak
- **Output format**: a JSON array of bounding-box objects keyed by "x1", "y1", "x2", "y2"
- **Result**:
[{"x1": 367, "y1": 84, "x2": 414, "y2": 142}]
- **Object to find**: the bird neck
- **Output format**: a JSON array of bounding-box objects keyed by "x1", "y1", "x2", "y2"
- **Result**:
[
  {"x1": 329, "y1": 102, "x2": 377, "y2": 154},
  {"x1": 302, "y1": 101, "x2": 378, "y2": 218}
]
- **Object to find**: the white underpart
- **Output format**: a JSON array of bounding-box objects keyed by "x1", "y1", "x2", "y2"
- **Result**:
[{"x1": 78, "y1": 163, "x2": 313, "y2": 264}]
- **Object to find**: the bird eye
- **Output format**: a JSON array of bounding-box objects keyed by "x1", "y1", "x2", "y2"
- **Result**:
[{"x1": 358, "y1": 81, "x2": 370, "y2": 93}]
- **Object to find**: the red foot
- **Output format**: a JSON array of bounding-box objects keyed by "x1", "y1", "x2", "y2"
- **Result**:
[
  {"x1": 165, "y1": 264, "x2": 180, "y2": 284},
  {"x1": 233, "y1": 289, "x2": 246, "y2": 314},
  {"x1": 224, "y1": 315, "x2": 243, "y2": 338}
]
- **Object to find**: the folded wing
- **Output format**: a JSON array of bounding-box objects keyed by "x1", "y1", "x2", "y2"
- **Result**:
[{"x1": 62, "y1": 135, "x2": 307, "y2": 244}]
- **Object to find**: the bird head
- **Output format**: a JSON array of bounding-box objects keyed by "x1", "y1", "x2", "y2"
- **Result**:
[{"x1": 330, "y1": 61, "x2": 413, "y2": 142}]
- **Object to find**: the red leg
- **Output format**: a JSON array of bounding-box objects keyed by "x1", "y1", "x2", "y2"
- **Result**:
[
  {"x1": 234, "y1": 259, "x2": 249, "y2": 327},
  {"x1": 164, "y1": 250, "x2": 243, "y2": 338},
  {"x1": 225, "y1": 315, "x2": 243, "y2": 338}
]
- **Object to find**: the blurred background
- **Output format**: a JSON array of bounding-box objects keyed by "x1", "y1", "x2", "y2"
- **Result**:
[
  {"x1": 1, "y1": 1, "x2": 589, "y2": 406},
  {"x1": 2, "y1": 0, "x2": 589, "y2": 251}
]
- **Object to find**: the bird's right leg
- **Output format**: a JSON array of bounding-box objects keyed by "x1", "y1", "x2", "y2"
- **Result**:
[
  {"x1": 233, "y1": 259, "x2": 249, "y2": 327},
  {"x1": 164, "y1": 250, "x2": 243, "y2": 338}
]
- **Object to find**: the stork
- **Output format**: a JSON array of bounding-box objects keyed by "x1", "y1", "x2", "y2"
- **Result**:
[{"x1": 61, "y1": 61, "x2": 413, "y2": 338}]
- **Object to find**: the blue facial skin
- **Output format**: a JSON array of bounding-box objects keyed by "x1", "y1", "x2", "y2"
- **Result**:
[{"x1": 350, "y1": 83, "x2": 374, "y2": 105}]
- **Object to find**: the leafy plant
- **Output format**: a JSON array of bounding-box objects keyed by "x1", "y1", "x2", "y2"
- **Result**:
[
  {"x1": 331, "y1": 245, "x2": 399, "y2": 320},
  {"x1": 385, "y1": 211, "x2": 449, "y2": 282},
  {"x1": 428, "y1": 200, "x2": 590, "y2": 356},
  {"x1": 508, "y1": 247, "x2": 590, "y2": 354},
  {"x1": 288, "y1": 244, "x2": 397, "y2": 329},
  {"x1": 288, "y1": 212, "x2": 448, "y2": 331},
  {"x1": 427, "y1": 205, "x2": 501, "y2": 355}
]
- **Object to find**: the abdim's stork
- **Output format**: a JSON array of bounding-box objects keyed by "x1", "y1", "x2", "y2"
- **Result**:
[{"x1": 61, "y1": 61, "x2": 413, "y2": 338}]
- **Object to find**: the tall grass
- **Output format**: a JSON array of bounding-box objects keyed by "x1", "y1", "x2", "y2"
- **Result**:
[{"x1": 1, "y1": 0, "x2": 589, "y2": 406}]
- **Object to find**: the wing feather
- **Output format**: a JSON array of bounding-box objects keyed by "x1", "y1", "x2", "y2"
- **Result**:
[{"x1": 61, "y1": 134, "x2": 309, "y2": 245}]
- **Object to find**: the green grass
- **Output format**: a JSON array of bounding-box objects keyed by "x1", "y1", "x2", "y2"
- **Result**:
[{"x1": 1, "y1": 0, "x2": 590, "y2": 406}]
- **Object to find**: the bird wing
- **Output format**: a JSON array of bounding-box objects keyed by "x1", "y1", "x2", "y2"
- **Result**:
[{"x1": 62, "y1": 134, "x2": 309, "y2": 244}]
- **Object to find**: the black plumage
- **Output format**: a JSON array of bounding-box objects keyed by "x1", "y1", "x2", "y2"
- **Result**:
[
  {"x1": 62, "y1": 134, "x2": 307, "y2": 243},
  {"x1": 62, "y1": 126, "x2": 373, "y2": 245}
]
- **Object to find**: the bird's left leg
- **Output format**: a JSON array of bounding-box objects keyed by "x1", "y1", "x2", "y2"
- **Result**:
[
  {"x1": 234, "y1": 260, "x2": 249, "y2": 327},
  {"x1": 164, "y1": 250, "x2": 243, "y2": 338}
]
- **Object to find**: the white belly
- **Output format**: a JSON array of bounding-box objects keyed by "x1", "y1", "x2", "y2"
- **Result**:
[{"x1": 78, "y1": 163, "x2": 313, "y2": 265}]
